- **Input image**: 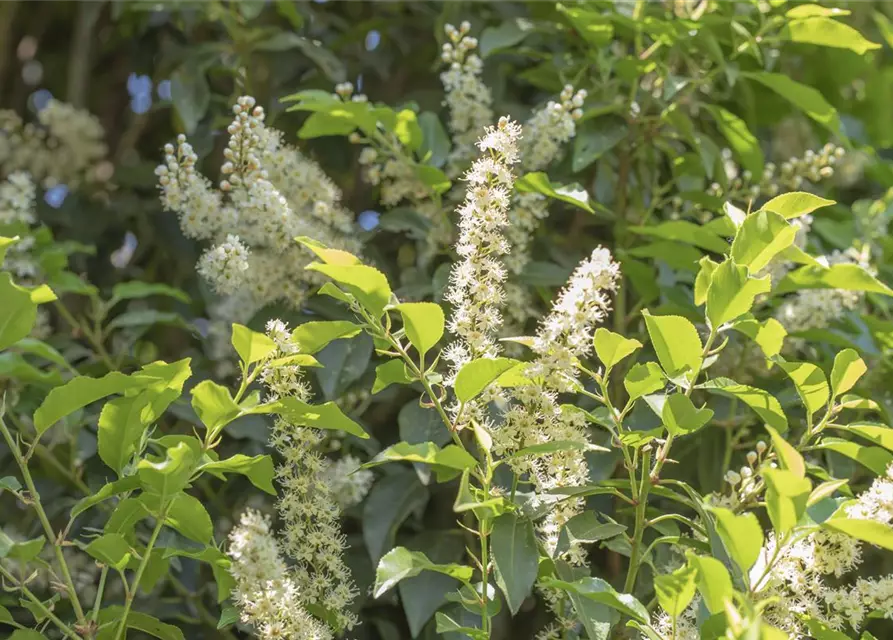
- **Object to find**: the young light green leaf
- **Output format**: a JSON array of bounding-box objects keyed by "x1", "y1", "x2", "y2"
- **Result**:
[
  {"x1": 765, "y1": 425, "x2": 805, "y2": 478},
  {"x1": 454, "y1": 357, "x2": 521, "y2": 402},
  {"x1": 708, "y1": 508, "x2": 763, "y2": 573},
  {"x1": 365, "y1": 441, "x2": 476, "y2": 482},
  {"x1": 296, "y1": 236, "x2": 362, "y2": 266},
  {"x1": 34, "y1": 371, "x2": 150, "y2": 435},
  {"x1": 191, "y1": 380, "x2": 241, "y2": 434},
  {"x1": 271, "y1": 398, "x2": 369, "y2": 439},
  {"x1": 698, "y1": 378, "x2": 788, "y2": 432},
  {"x1": 729, "y1": 317, "x2": 786, "y2": 357},
  {"x1": 291, "y1": 320, "x2": 362, "y2": 354},
  {"x1": 231, "y1": 323, "x2": 276, "y2": 366},
  {"x1": 657, "y1": 393, "x2": 713, "y2": 436},
  {"x1": 0, "y1": 272, "x2": 39, "y2": 350},
  {"x1": 0, "y1": 531, "x2": 45, "y2": 562},
  {"x1": 781, "y1": 17, "x2": 880, "y2": 54},
  {"x1": 109, "y1": 281, "x2": 191, "y2": 306},
  {"x1": 642, "y1": 311, "x2": 702, "y2": 379},
  {"x1": 544, "y1": 577, "x2": 648, "y2": 623},
  {"x1": 687, "y1": 554, "x2": 734, "y2": 615},
  {"x1": 396, "y1": 302, "x2": 444, "y2": 359},
  {"x1": 830, "y1": 349, "x2": 867, "y2": 397},
  {"x1": 593, "y1": 328, "x2": 642, "y2": 370},
  {"x1": 85, "y1": 533, "x2": 133, "y2": 570},
  {"x1": 199, "y1": 454, "x2": 276, "y2": 495},
  {"x1": 836, "y1": 423, "x2": 893, "y2": 453},
  {"x1": 706, "y1": 259, "x2": 771, "y2": 327},
  {"x1": 71, "y1": 476, "x2": 142, "y2": 517},
  {"x1": 556, "y1": 513, "x2": 626, "y2": 557},
  {"x1": 373, "y1": 547, "x2": 473, "y2": 598},
  {"x1": 775, "y1": 359, "x2": 829, "y2": 418},
  {"x1": 98, "y1": 392, "x2": 156, "y2": 475},
  {"x1": 775, "y1": 263, "x2": 893, "y2": 297},
  {"x1": 624, "y1": 362, "x2": 665, "y2": 400},
  {"x1": 731, "y1": 210, "x2": 797, "y2": 273},
  {"x1": 813, "y1": 440, "x2": 893, "y2": 475},
  {"x1": 372, "y1": 359, "x2": 416, "y2": 394},
  {"x1": 306, "y1": 262, "x2": 392, "y2": 317},
  {"x1": 759, "y1": 191, "x2": 835, "y2": 219},
  {"x1": 96, "y1": 606, "x2": 186, "y2": 640},
  {"x1": 136, "y1": 441, "x2": 198, "y2": 499},
  {"x1": 629, "y1": 220, "x2": 728, "y2": 253},
  {"x1": 763, "y1": 468, "x2": 811, "y2": 535},
  {"x1": 654, "y1": 563, "x2": 697, "y2": 617},
  {"x1": 694, "y1": 256, "x2": 720, "y2": 306},
  {"x1": 162, "y1": 493, "x2": 214, "y2": 544},
  {"x1": 823, "y1": 518, "x2": 893, "y2": 551}
]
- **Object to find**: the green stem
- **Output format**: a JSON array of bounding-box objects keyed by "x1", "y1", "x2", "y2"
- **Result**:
[
  {"x1": 479, "y1": 472, "x2": 492, "y2": 636},
  {"x1": 0, "y1": 417, "x2": 87, "y2": 624},
  {"x1": 0, "y1": 563, "x2": 82, "y2": 639},
  {"x1": 91, "y1": 566, "x2": 109, "y2": 622},
  {"x1": 623, "y1": 448, "x2": 651, "y2": 593},
  {"x1": 113, "y1": 509, "x2": 168, "y2": 640}
]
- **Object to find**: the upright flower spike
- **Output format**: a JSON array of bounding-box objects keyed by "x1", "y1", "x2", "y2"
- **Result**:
[
  {"x1": 498, "y1": 247, "x2": 620, "y2": 559},
  {"x1": 228, "y1": 510, "x2": 333, "y2": 640},
  {"x1": 443, "y1": 116, "x2": 522, "y2": 384},
  {"x1": 440, "y1": 22, "x2": 495, "y2": 174}
]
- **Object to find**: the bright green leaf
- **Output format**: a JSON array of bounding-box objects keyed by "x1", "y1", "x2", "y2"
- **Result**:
[
  {"x1": 776, "y1": 359, "x2": 829, "y2": 418},
  {"x1": 642, "y1": 311, "x2": 702, "y2": 379},
  {"x1": 781, "y1": 17, "x2": 880, "y2": 54},
  {"x1": 593, "y1": 328, "x2": 642, "y2": 370},
  {"x1": 759, "y1": 191, "x2": 835, "y2": 219},
  {"x1": 654, "y1": 563, "x2": 697, "y2": 617},
  {"x1": 306, "y1": 263, "x2": 392, "y2": 317},
  {"x1": 231, "y1": 323, "x2": 276, "y2": 367},
  {"x1": 515, "y1": 172, "x2": 594, "y2": 213},
  {"x1": 698, "y1": 378, "x2": 788, "y2": 433},
  {"x1": 624, "y1": 362, "x2": 665, "y2": 400},
  {"x1": 373, "y1": 547, "x2": 473, "y2": 598},
  {"x1": 830, "y1": 349, "x2": 867, "y2": 397},
  {"x1": 765, "y1": 425, "x2": 805, "y2": 477},
  {"x1": 396, "y1": 302, "x2": 444, "y2": 359},
  {"x1": 731, "y1": 210, "x2": 797, "y2": 273},
  {"x1": 291, "y1": 320, "x2": 362, "y2": 354},
  {"x1": 454, "y1": 357, "x2": 521, "y2": 403},
  {"x1": 706, "y1": 259, "x2": 771, "y2": 327},
  {"x1": 687, "y1": 554, "x2": 733, "y2": 615},
  {"x1": 709, "y1": 508, "x2": 763, "y2": 573}
]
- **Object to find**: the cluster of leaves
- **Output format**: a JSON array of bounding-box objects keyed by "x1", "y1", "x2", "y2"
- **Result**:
[{"x1": 2, "y1": 1, "x2": 893, "y2": 640}]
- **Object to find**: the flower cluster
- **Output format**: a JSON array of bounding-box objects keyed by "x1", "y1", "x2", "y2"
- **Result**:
[
  {"x1": 441, "y1": 22, "x2": 494, "y2": 174},
  {"x1": 0, "y1": 99, "x2": 109, "y2": 188},
  {"x1": 228, "y1": 509, "x2": 333, "y2": 640},
  {"x1": 157, "y1": 96, "x2": 361, "y2": 332},
  {"x1": 322, "y1": 454, "x2": 375, "y2": 509},
  {"x1": 749, "y1": 464, "x2": 893, "y2": 636},
  {"x1": 257, "y1": 320, "x2": 360, "y2": 631},
  {"x1": 443, "y1": 117, "x2": 522, "y2": 383},
  {"x1": 498, "y1": 248, "x2": 620, "y2": 557}
]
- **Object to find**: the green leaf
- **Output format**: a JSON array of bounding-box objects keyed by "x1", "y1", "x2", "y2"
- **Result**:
[
  {"x1": 759, "y1": 191, "x2": 835, "y2": 219},
  {"x1": 706, "y1": 259, "x2": 771, "y2": 327},
  {"x1": 594, "y1": 328, "x2": 642, "y2": 370},
  {"x1": 97, "y1": 606, "x2": 186, "y2": 640},
  {"x1": 835, "y1": 423, "x2": 893, "y2": 453},
  {"x1": 231, "y1": 323, "x2": 276, "y2": 366},
  {"x1": 306, "y1": 263, "x2": 392, "y2": 317},
  {"x1": 394, "y1": 109, "x2": 423, "y2": 150},
  {"x1": 396, "y1": 302, "x2": 444, "y2": 359},
  {"x1": 98, "y1": 392, "x2": 156, "y2": 475},
  {"x1": 694, "y1": 256, "x2": 720, "y2": 306},
  {"x1": 776, "y1": 359, "x2": 829, "y2": 418},
  {"x1": 199, "y1": 454, "x2": 276, "y2": 495},
  {"x1": 544, "y1": 577, "x2": 648, "y2": 623},
  {"x1": 373, "y1": 547, "x2": 472, "y2": 598},
  {"x1": 708, "y1": 508, "x2": 763, "y2": 573},
  {"x1": 0, "y1": 530, "x2": 44, "y2": 561},
  {"x1": 687, "y1": 554, "x2": 733, "y2": 615},
  {"x1": 765, "y1": 425, "x2": 805, "y2": 478},
  {"x1": 435, "y1": 612, "x2": 488, "y2": 640},
  {"x1": 705, "y1": 105, "x2": 763, "y2": 176},
  {"x1": 654, "y1": 563, "x2": 697, "y2": 618},
  {"x1": 629, "y1": 220, "x2": 728, "y2": 253},
  {"x1": 656, "y1": 393, "x2": 713, "y2": 435},
  {"x1": 823, "y1": 518, "x2": 893, "y2": 551},
  {"x1": 557, "y1": 4, "x2": 614, "y2": 46},
  {"x1": 624, "y1": 362, "x2": 665, "y2": 400},
  {"x1": 802, "y1": 616, "x2": 854, "y2": 640},
  {"x1": 742, "y1": 72, "x2": 840, "y2": 134},
  {"x1": 572, "y1": 115, "x2": 627, "y2": 172},
  {"x1": 763, "y1": 468, "x2": 811, "y2": 534},
  {"x1": 416, "y1": 165, "x2": 451, "y2": 196},
  {"x1": 418, "y1": 112, "x2": 450, "y2": 168},
  {"x1": 515, "y1": 172, "x2": 594, "y2": 213},
  {"x1": 556, "y1": 513, "x2": 626, "y2": 557},
  {"x1": 162, "y1": 493, "x2": 213, "y2": 544},
  {"x1": 480, "y1": 17, "x2": 535, "y2": 56},
  {"x1": 191, "y1": 380, "x2": 241, "y2": 434},
  {"x1": 109, "y1": 281, "x2": 190, "y2": 307},
  {"x1": 85, "y1": 533, "x2": 133, "y2": 570},
  {"x1": 729, "y1": 317, "x2": 786, "y2": 357},
  {"x1": 454, "y1": 357, "x2": 521, "y2": 403},
  {"x1": 830, "y1": 349, "x2": 866, "y2": 397},
  {"x1": 0, "y1": 272, "x2": 39, "y2": 350},
  {"x1": 270, "y1": 398, "x2": 369, "y2": 439},
  {"x1": 698, "y1": 378, "x2": 788, "y2": 433},
  {"x1": 642, "y1": 311, "x2": 702, "y2": 379},
  {"x1": 9, "y1": 631, "x2": 48, "y2": 640},
  {"x1": 34, "y1": 372, "x2": 148, "y2": 436},
  {"x1": 372, "y1": 359, "x2": 415, "y2": 394},
  {"x1": 12, "y1": 337, "x2": 70, "y2": 369},
  {"x1": 365, "y1": 442, "x2": 476, "y2": 482},
  {"x1": 296, "y1": 236, "x2": 362, "y2": 266},
  {"x1": 217, "y1": 606, "x2": 239, "y2": 629},
  {"x1": 781, "y1": 17, "x2": 880, "y2": 54},
  {"x1": 491, "y1": 513, "x2": 539, "y2": 615},
  {"x1": 775, "y1": 263, "x2": 893, "y2": 297},
  {"x1": 731, "y1": 210, "x2": 797, "y2": 273},
  {"x1": 160, "y1": 547, "x2": 233, "y2": 603},
  {"x1": 291, "y1": 320, "x2": 362, "y2": 354},
  {"x1": 137, "y1": 441, "x2": 198, "y2": 499},
  {"x1": 0, "y1": 476, "x2": 21, "y2": 493},
  {"x1": 71, "y1": 476, "x2": 141, "y2": 517},
  {"x1": 363, "y1": 470, "x2": 429, "y2": 563},
  {"x1": 814, "y1": 440, "x2": 893, "y2": 475}
]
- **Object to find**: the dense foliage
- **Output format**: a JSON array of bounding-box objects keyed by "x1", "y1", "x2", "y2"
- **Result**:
[{"x1": 3, "y1": 2, "x2": 893, "y2": 639}]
